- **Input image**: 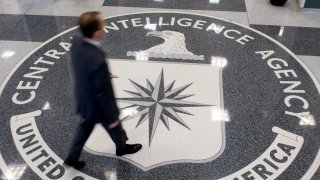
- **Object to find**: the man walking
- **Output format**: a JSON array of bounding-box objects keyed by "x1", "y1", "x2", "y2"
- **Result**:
[{"x1": 64, "y1": 11, "x2": 142, "y2": 170}]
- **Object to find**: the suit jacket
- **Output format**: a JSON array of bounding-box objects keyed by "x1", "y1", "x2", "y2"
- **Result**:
[{"x1": 71, "y1": 36, "x2": 119, "y2": 124}]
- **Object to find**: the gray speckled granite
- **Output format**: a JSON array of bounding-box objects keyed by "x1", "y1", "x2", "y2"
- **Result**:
[
  {"x1": 0, "y1": 41, "x2": 42, "y2": 85},
  {"x1": 0, "y1": 169, "x2": 6, "y2": 180},
  {"x1": 312, "y1": 170, "x2": 320, "y2": 180},
  {"x1": 0, "y1": 14, "x2": 77, "y2": 42},
  {"x1": 0, "y1": 13, "x2": 319, "y2": 180},
  {"x1": 250, "y1": 25, "x2": 320, "y2": 56},
  {"x1": 103, "y1": 0, "x2": 247, "y2": 12}
]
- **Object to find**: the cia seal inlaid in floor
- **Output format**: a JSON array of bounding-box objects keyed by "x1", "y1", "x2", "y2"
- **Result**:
[{"x1": 0, "y1": 12, "x2": 319, "y2": 180}]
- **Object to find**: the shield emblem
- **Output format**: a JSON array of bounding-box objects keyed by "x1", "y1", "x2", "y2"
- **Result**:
[{"x1": 84, "y1": 59, "x2": 226, "y2": 170}]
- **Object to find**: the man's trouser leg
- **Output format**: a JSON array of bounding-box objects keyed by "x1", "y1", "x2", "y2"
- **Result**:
[
  {"x1": 65, "y1": 119, "x2": 95, "y2": 164},
  {"x1": 101, "y1": 122, "x2": 128, "y2": 151}
]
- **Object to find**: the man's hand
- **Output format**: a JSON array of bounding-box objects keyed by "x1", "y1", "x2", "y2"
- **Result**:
[{"x1": 108, "y1": 120, "x2": 121, "y2": 129}]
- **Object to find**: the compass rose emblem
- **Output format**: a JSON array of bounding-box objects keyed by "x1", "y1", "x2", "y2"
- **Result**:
[{"x1": 118, "y1": 69, "x2": 211, "y2": 145}]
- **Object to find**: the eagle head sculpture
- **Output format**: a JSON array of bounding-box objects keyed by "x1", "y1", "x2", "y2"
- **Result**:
[{"x1": 142, "y1": 30, "x2": 193, "y2": 55}]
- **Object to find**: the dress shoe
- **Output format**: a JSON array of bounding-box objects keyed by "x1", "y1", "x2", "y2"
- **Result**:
[
  {"x1": 116, "y1": 144, "x2": 142, "y2": 156},
  {"x1": 64, "y1": 161, "x2": 85, "y2": 170}
]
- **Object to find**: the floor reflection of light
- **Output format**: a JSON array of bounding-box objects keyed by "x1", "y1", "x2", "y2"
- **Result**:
[
  {"x1": 135, "y1": 52, "x2": 149, "y2": 61},
  {"x1": 121, "y1": 108, "x2": 138, "y2": 119},
  {"x1": 211, "y1": 56, "x2": 227, "y2": 67},
  {"x1": 4, "y1": 173, "x2": 15, "y2": 180},
  {"x1": 278, "y1": 26, "x2": 284, "y2": 37},
  {"x1": 209, "y1": 0, "x2": 220, "y2": 4},
  {"x1": 8, "y1": 164, "x2": 27, "y2": 180},
  {"x1": 211, "y1": 108, "x2": 230, "y2": 122},
  {"x1": 104, "y1": 171, "x2": 117, "y2": 180},
  {"x1": 206, "y1": 24, "x2": 225, "y2": 34},
  {"x1": 1, "y1": 51, "x2": 15, "y2": 58},
  {"x1": 42, "y1": 101, "x2": 51, "y2": 110},
  {"x1": 144, "y1": 24, "x2": 157, "y2": 31},
  {"x1": 299, "y1": 114, "x2": 316, "y2": 126}
]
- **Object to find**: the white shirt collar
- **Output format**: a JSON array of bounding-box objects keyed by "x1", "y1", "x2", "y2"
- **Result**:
[{"x1": 83, "y1": 37, "x2": 101, "y2": 48}]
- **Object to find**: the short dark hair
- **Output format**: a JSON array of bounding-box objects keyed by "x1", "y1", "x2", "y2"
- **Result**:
[{"x1": 78, "y1": 11, "x2": 103, "y2": 38}]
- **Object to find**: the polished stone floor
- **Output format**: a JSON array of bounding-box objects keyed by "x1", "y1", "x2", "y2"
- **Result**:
[{"x1": 0, "y1": 0, "x2": 320, "y2": 180}]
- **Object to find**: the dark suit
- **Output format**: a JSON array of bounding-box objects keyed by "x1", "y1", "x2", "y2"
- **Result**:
[{"x1": 65, "y1": 36, "x2": 128, "y2": 164}]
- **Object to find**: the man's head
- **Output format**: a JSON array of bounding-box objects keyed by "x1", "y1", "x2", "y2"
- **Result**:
[{"x1": 78, "y1": 11, "x2": 105, "y2": 40}]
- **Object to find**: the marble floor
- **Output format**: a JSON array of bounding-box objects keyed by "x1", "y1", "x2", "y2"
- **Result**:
[{"x1": 0, "y1": 0, "x2": 320, "y2": 179}]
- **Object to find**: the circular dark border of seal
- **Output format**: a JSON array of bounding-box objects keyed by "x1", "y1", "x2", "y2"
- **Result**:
[{"x1": 0, "y1": 12, "x2": 319, "y2": 179}]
